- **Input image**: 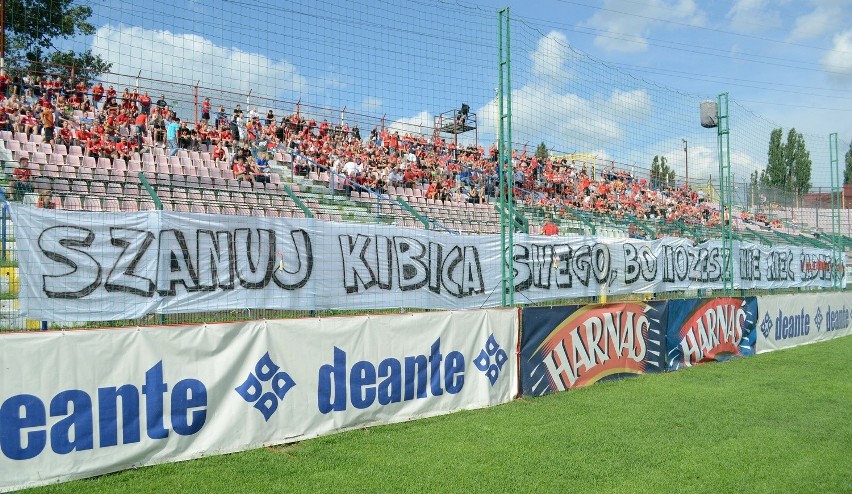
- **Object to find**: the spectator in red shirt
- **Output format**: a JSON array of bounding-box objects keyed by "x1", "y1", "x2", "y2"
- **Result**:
[
  {"x1": 92, "y1": 82, "x2": 104, "y2": 109},
  {"x1": 139, "y1": 91, "x2": 152, "y2": 115},
  {"x1": 542, "y1": 217, "x2": 559, "y2": 236},
  {"x1": 10, "y1": 157, "x2": 33, "y2": 200}
]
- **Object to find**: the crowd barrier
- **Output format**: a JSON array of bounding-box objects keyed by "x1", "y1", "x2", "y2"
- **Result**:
[{"x1": 1, "y1": 293, "x2": 849, "y2": 491}]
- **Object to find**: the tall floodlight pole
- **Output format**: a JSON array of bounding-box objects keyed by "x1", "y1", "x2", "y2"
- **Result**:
[
  {"x1": 701, "y1": 95, "x2": 733, "y2": 296},
  {"x1": 829, "y1": 133, "x2": 842, "y2": 289},
  {"x1": 497, "y1": 8, "x2": 514, "y2": 306}
]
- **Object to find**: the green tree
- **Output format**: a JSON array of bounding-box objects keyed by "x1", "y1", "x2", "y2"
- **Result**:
[
  {"x1": 650, "y1": 155, "x2": 674, "y2": 188},
  {"x1": 844, "y1": 139, "x2": 852, "y2": 185},
  {"x1": 535, "y1": 142, "x2": 548, "y2": 161},
  {"x1": 785, "y1": 128, "x2": 811, "y2": 196},
  {"x1": 765, "y1": 127, "x2": 787, "y2": 188},
  {"x1": 760, "y1": 127, "x2": 812, "y2": 197},
  {"x1": 4, "y1": 0, "x2": 111, "y2": 83}
]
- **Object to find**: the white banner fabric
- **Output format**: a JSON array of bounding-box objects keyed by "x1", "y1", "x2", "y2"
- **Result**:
[
  {"x1": 9, "y1": 205, "x2": 845, "y2": 321},
  {"x1": 756, "y1": 292, "x2": 852, "y2": 353},
  {"x1": 0, "y1": 308, "x2": 518, "y2": 491}
]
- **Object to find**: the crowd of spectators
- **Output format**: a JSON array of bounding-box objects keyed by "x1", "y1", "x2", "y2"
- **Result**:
[{"x1": 0, "y1": 68, "x2": 767, "y2": 234}]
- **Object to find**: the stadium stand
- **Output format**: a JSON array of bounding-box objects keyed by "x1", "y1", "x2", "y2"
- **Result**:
[{"x1": 0, "y1": 73, "x2": 848, "y2": 252}]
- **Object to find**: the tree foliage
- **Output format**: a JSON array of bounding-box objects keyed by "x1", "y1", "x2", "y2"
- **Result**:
[
  {"x1": 650, "y1": 155, "x2": 675, "y2": 188},
  {"x1": 760, "y1": 127, "x2": 812, "y2": 195},
  {"x1": 4, "y1": 0, "x2": 111, "y2": 83},
  {"x1": 534, "y1": 142, "x2": 548, "y2": 161},
  {"x1": 844, "y1": 139, "x2": 852, "y2": 185}
]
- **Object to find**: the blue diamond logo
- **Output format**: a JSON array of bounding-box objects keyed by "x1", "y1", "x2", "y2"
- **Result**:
[
  {"x1": 760, "y1": 312, "x2": 773, "y2": 338},
  {"x1": 235, "y1": 352, "x2": 296, "y2": 421},
  {"x1": 474, "y1": 334, "x2": 508, "y2": 386},
  {"x1": 814, "y1": 308, "x2": 823, "y2": 332}
]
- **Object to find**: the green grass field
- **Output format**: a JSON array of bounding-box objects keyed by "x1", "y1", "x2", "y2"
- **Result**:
[{"x1": 26, "y1": 337, "x2": 852, "y2": 494}]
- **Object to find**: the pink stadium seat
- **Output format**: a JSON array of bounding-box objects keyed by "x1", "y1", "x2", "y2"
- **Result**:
[
  {"x1": 63, "y1": 195, "x2": 82, "y2": 211},
  {"x1": 83, "y1": 197, "x2": 102, "y2": 211},
  {"x1": 93, "y1": 168, "x2": 110, "y2": 183},
  {"x1": 68, "y1": 146, "x2": 83, "y2": 157},
  {"x1": 71, "y1": 181, "x2": 89, "y2": 194}
]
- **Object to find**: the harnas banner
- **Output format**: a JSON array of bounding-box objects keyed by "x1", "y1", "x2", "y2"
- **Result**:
[
  {"x1": 665, "y1": 297, "x2": 758, "y2": 371},
  {"x1": 9, "y1": 204, "x2": 845, "y2": 321},
  {"x1": 756, "y1": 292, "x2": 852, "y2": 353},
  {"x1": 0, "y1": 309, "x2": 518, "y2": 491},
  {"x1": 520, "y1": 301, "x2": 667, "y2": 396}
]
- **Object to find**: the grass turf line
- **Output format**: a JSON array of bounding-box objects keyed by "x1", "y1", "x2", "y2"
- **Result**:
[{"x1": 25, "y1": 336, "x2": 852, "y2": 494}]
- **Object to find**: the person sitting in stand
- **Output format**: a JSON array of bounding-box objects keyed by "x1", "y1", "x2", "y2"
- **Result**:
[
  {"x1": 232, "y1": 156, "x2": 252, "y2": 183},
  {"x1": 37, "y1": 189, "x2": 56, "y2": 209},
  {"x1": 542, "y1": 216, "x2": 559, "y2": 236},
  {"x1": 254, "y1": 152, "x2": 271, "y2": 183},
  {"x1": 115, "y1": 136, "x2": 134, "y2": 161},
  {"x1": 10, "y1": 157, "x2": 33, "y2": 201}
]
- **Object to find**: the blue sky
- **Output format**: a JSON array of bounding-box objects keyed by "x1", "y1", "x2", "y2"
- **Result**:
[{"x1": 64, "y1": 0, "x2": 852, "y2": 187}]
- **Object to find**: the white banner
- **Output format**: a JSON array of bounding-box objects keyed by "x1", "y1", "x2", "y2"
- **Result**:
[
  {"x1": 9, "y1": 205, "x2": 845, "y2": 321},
  {"x1": 0, "y1": 309, "x2": 518, "y2": 491},
  {"x1": 756, "y1": 292, "x2": 852, "y2": 353}
]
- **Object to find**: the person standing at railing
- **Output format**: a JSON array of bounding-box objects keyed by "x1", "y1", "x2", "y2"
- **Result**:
[{"x1": 166, "y1": 115, "x2": 181, "y2": 157}]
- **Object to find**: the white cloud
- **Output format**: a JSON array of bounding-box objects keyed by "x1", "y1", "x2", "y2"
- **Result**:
[
  {"x1": 531, "y1": 31, "x2": 573, "y2": 85},
  {"x1": 822, "y1": 30, "x2": 852, "y2": 83},
  {"x1": 473, "y1": 77, "x2": 652, "y2": 152},
  {"x1": 788, "y1": 0, "x2": 852, "y2": 42},
  {"x1": 726, "y1": 0, "x2": 782, "y2": 33},
  {"x1": 360, "y1": 97, "x2": 383, "y2": 113},
  {"x1": 91, "y1": 25, "x2": 307, "y2": 112},
  {"x1": 580, "y1": 0, "x2": 705, "y2": 53},
  {"x1": 387, "y1": 111, "x2": 432, "y2": 135}
]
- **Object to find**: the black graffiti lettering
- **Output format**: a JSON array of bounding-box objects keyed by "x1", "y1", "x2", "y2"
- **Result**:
[
  {"x1": 738, "y1": 248, "x2": 761, "y2": 281},
  {"x1": 157, "y1": 229, "x2": 201, "y2": 296},
  {"x1": 533, "y1": 244, "x2": 553, "y2": 289},
  {"x1": 272, "y1": 229, "x2": 313, "y2": 290},
  {"x1": 105, "y1": 228, "x2": 156, "y2": 297},
  {"x1": 375, "y1": 236, "x2": 393, "y2": 290},
  {"x1": 554, "y1": 244, "x2": 573, "y2": 288},
  {"x1": 442, "y1": 246, "x2": 464, "y2": 297},
  {"x1": 234, "y1": 228, "x2": 275, "y2": 289},
  {"x1": 592, "y1": 243, "x2": 610, "y2": 284},
  {"x1": 767, "y1": 250, "x2": 794, "y2": 282},
  {"x1": 394, "y1": 237, "x2": 428, "y2": 291},
  {"x1": 512, "y1": 244, "x2": 532, "y2": 292},
  {"x1": 572, "y1": 245, "x2": 592, "y2": 287},
  {"x1": 196, "y1": 230, "x2": 235, "y2": 291},
  {"x1": 339, "y1": 234, "x2": 376, "y2": 294},
  {"x1": 428, "y1": 242, "x2": 443, "y2": 294},
  {"x1": 461, "y1": 246, "x2": 485, "y2": 296},
  {"x1": 38, "y1": 226, "x2": 102, "y2": 299},
  {"x1": 663, "y1": 245, "x2": 690, "y2": 282},
  {"x1": 706, "y1": 247, "x2": 722, "y2": 282},
  {"x1": 624, "y1": 243, "x2": 641, "y2": 284}
]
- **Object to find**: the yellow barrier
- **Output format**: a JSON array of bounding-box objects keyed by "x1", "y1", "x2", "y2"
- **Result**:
[{"x1": 0, "y1": 266, "x2": 19, "y2": 294}]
